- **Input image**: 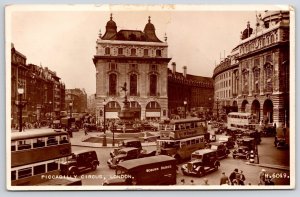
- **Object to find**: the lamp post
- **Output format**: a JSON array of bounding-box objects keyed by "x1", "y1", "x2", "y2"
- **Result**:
[
  {"x1": 49, "y1": 101, "x2": 52, "y2": 119},
  {"x1": 16, "y1": 88, "x2": 26, "y2": 132},
  {"x1": 69, "y1": 102, "x2": 73, "y2": 118},
  {"x1": 183, "y1": 100, "x2": 187, "y2": 119},
  {"x1": 112, "y1": 121, "x2": 115, "y2": 147},
  {"x1": 102, "y1": 100, "x2": 107, "y2": 147}
]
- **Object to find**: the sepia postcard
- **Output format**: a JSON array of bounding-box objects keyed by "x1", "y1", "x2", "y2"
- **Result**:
[{"x1": 5, "y1": 4, "x2": 295, "y2": 190}]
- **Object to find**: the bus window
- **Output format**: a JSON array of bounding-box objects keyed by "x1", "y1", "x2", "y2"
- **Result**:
[
  {"x1": 186, "y1": 140, "x2": 191, "y2": 146},
  {"x1": 59, "y1": 135, "x2": 69, "y2": 144},
  {"x1": 191, "y1": 139, "x2": 196, "y2": 145},
  {"x1": 11, "y1": 171, "x2": 16, "y2": 181},
  {"x1": 191, "y1": 122, "x2": 195, "y2": 128},
  {"x1": 18, "y1": 140, "x2": 32, "y2": 150},
  {"x1": 175, "y1": 124, "x2": 179, "y2": 130},
  {"x1": 18, "y1": 167, "x2": 32, "y2": 179},
  {"x1": 196, "y1": 122, "x2": 204, "y2": 127},
  {"x1": 185, "y1": 123, "x2": 191, "y2": 129},
  {"x1": 11, "y1": 141, "x2": 16, "y2": 151},
  {"x1": 195, "y1": 138, "x2": 200, "y2": 144},
  {"x1": 47, "y1": 136, "x2": 58, "y2": 146},
  {"x1": 180, "y1": 141, "x2": 187, "y2": 147},
  {"x1": 33, "y1": 138, "x2": 45, "y2": 148},
  {"x1": 47, "y1": 162, "x2": 59, "y2": 172},
  {"x1": 179, "y1": 124, "x2": 185, "y2": 130},
  {"x1": 33, "y1": 164, "x2": 46, "y2": 175},
  {"x1": 199, "y1": 137, "x2": 204, "y2": 142}
]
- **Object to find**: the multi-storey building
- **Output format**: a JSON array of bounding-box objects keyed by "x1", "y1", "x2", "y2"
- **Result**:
[
  {"x1": 168, "y1": 62, "x2": 214, "y2": 118},
  {"x1": 11, "y1": 44, "x2": 66, "y2": 126},
  {"x1": 93, "y1": 14, "x2": 171, "y2": 122},
  {"x1": 65, "y1": 88, "x2": 87, "y2": 114},
  {"x1": 213, "y1": 11, "x2": 290, "y2": 126}
]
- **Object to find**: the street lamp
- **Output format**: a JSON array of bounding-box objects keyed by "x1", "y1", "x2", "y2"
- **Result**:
[
  {"x1": 69, "y1": 102, "x2": 73, "y2": 118},
  {"x1": 49, "y1": 101, "x2": 52, "y2": 119},
  {"x1": 102, "y1": 100, "x2": 107, "y2": 147},
  {"x1": 15, "y1": 88, "x2": 26, "y2": 132},
  {"x1": 183, "y1": 100, "x2": 187, "y2": 119}
]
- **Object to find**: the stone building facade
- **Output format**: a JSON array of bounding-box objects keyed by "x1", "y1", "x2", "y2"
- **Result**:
[
  {"x1": 65, "y1": 88, "x2": 87, "y2": 114},
  {"x1": 168, "y1": 62, "x2": 214, "y2": 118},
  {"x1": 93, "y1": 15, "x2": 171, "y2": 122},
  {"x1": 213, "y1": 11, "x2": 290, "y2": 126},
  {"x1": 11, "y1": 44, "x2": 66, "y2": 125}
]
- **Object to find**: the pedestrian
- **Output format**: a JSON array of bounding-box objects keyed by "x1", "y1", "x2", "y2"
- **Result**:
[
  {"x1": 229, "y1": 168, "x2": 238, "y2": 185},
  {"x1": 259, "y1": 169, "x2": 266, "y2": 185},
  {"x1": 239, "y1": 170, "x2": 246, "y2": 185},
  {"x1": 180, "y1": 179, "x2": 185, "y2": 185},
  {"x1": 84, "y1": 128, "x2": 88, "y2": 135},
  {"x1": 203, "y1": 178, "x2": 209, "y2": 185},
  {"x1": 220, "y1": 172, "x2": 229, "y2": 185}
]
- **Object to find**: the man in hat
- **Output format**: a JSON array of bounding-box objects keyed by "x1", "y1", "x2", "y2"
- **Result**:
[
  {"x1": 220, "y1": 172, "x2": 229, "y2": 185},
  {"x1": 259, "y1": 169, "x2": 266, "y2": 185}
]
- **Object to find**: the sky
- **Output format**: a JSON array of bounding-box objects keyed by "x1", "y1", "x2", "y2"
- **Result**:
[{"x1": 9, "y1": 5, "x2": 263, "y2": 95}]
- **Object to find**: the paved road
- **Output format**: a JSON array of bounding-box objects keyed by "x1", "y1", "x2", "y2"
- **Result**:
[{"x1": 71, "y1": 134, "x2": 290, "y2": 186}]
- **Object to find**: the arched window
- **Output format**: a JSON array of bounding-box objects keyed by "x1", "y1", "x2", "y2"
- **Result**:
[
  {"x1": 253, "y1": 67, "x2": 260, "y2": 93},
  {"x1": 242, "y1": 69, "x2": 249, "y2": 95},
  {"x1": 149, "y1": 74, "x2": 157, "y2": 96},
  {"x1": 265, "y1": 64, "x2": 273, "y2": 92},
  {"x1": 105, "y1": 47, "x2": 110, "y2": 55},
  {"x1": 130, "y1": 74, "x2": 137, "y2": 96},
  {"x1": 109, "y1": 73, "x2": 117, "y2": 96}
]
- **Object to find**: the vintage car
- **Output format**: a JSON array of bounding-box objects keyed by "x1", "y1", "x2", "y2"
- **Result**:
[
  {"x1": 181, "y1": 149, "x2": 220, "y2": 177},
  {"x1": 60, "y1": 150, "x2": 100, "y2": 176},
  {"x1": 242, "y1": 130, "x2": 261, "y2": 144},
  {"x1": 110, "y1": 139, "x2": 142, "y2": 158},
  {"x1": 107, "y1": 147, "x2": 156, "y2": 169},
  {"x1": 217, "y1": 135, "x2": 235, "y2": 149},
  {"x1": 232, "y1": 146, "x2": 251, "y2": 160},
  {"x1": 208, "y1": 142, "x2": 230, "y2": 159}
]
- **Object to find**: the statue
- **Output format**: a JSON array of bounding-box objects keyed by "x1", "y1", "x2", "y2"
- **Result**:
[{"x1": 121, "y1": 82, "x2": 128, "y2": 102}]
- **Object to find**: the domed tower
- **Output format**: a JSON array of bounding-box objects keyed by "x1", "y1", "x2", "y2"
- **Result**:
[
  {"x1": 102, "y1": 13, "x2": 117, "y2": 40},
  {"x1": 144, "y1": 16, "x2": 161, "y2": 42}
]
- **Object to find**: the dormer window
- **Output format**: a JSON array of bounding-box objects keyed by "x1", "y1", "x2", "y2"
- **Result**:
[
  {"x1": 131, "y1": 48, "x2": 136, "y2": 56},
  {"x1": 105, "y1": 47, "x2": 110, "y2": 55},
  {"x1": 156, "y1": 49, "x2": 162, "y2": 57}
]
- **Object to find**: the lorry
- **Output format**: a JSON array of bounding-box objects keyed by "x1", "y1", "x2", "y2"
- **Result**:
[{"x1": 103, "y1": 155, "x2": 177, "y2": 185}]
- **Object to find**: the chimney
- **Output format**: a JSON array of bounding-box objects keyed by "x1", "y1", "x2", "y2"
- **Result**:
[
  {"x1": 171, "y1": 62, "x2": 176, "y2": 74},
  {"x1": 183, "y1": 66, "x2": 187, "y2": 78}
]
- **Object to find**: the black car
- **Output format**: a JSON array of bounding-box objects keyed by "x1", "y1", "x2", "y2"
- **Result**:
[
  {"x1": 60, "y1": 150, "x2": 100, "y2": 176},
  {"x1": 208, "y1": 142, "x2": 230, "y2": 159},
  {"x1": 218, "y1": 135, "x2": 235, "y2": 149},
  {"x1": 232, "y1": 146, "x2": 251, "y2": 160},
  {"x1": 107, "y1": 147, "x2": 156, "y2": 169},
  {"x1": 110, "y1": 139, "x2": 142, "y2": 158},
  {"x1": 182, "y1": 149, "x2": 220, "y2": 177}
]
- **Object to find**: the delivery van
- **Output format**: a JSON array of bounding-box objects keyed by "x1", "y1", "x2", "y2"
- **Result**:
[{"x1": 103, "y1": 155, "x2": 177, "y2": 185}]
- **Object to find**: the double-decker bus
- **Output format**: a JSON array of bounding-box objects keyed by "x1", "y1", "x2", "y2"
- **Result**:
[
  {"x1": 227, "y1": 112, "x2": 257, "y2": 131},
  {"x1": 10, "y1": 130, "x2": 81, "y2": 186},
  {"x1": 157, "y1": 118, "x2": 209, "y2": 162}
]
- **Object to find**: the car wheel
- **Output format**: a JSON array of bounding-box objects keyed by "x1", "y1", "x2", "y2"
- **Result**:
[{"x1": 68, "y1": 168, "x2": 78, "y2": 177}]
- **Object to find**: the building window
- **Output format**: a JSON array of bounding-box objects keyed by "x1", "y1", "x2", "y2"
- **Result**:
[
  {"x1": 130, "y1": 74, "x2": 137, "y2": 96},
  {"x1": 150, "y1": 64, "x2": 157, "y2": 71},
  {"x1": 105, "y1": 47, "x2": 110, "y2": 55},
  {"x1": 131, "y1": 48, "x2": 136, "y2": 56},
  {"x1": 109, "y1": 63, "x2": 117, "y2": 71},
  {"x1": 118, "y1": 48, "x2": 123, "y2": 55},
  {"x1": 130, "y1": 64, "x2": 138, "y2": 71},
  {"x1": 242, "y1": 70, "x2": 249, "y2": 95},
  {"x1": 109, "y1": 73, "x2": 117, "y2": 96},
  {"x1": 144, "y1": 49, "x2": 149, "y2": 56},
  {"x1": 253, "y1": 67, "x2": 260, "y2": 93},
  {"x1": 265, "y1": 64, "x2": 273, "y2": 92},
  {"x1": 156, "y1": 49, "x2": 162, "y2": 57},
  {"x1": 149, "y1": 74, "x2": 157, "y2": 96}
]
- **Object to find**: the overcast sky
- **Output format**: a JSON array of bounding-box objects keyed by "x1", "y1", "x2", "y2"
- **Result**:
[{"x1": 9, "y1": 6, "x2": 263, "y2": 95}]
